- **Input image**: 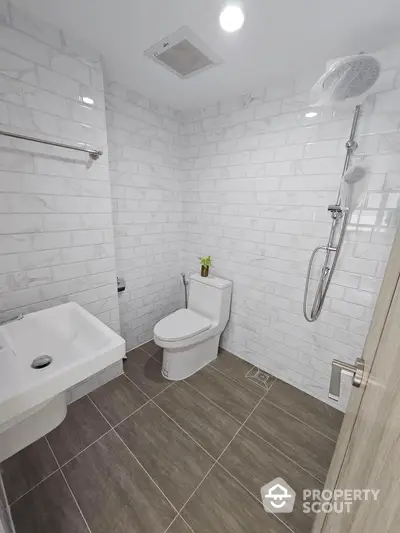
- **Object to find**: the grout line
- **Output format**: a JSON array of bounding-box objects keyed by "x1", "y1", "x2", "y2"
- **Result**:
[
  {"x1": 163, "y1": 515, "x2": 180, "y2": 533},
  {"x1": 112, "y1": 429, "x2": 180, "y2": 515},
  {"x1": 111, "y1": 400, "x2": 151, "y2": 430},
  {"x1": 48, "y1": 395, "x2": 181, "y2": 529},
  {"x1": 210, "y1": 384, "x2": 297, "y2": 533},
  {"x1": 86, "y1": 393, "x2": 181, "y2": 515},
  {"x1": 123, "y1": 370, "x2": 175, "y2": 401},
  {"x1": 242, "y1": 424, "x2": 326, "y2": 484},
  {"x1": 215, "y1": 462, "x2": 297, "y2": 533},
  {"x1": 171, "y1": 378, "x2": 303, "y2": 533},
  {"x1": 182, "y1": 379, "x2": 252, "y2": 425},
  {"x1": 261, "y1": 397, "x2": 337, "y2": 443},
  {"x1": 150, "y1": 400, "x2": 216, "y2": 462},
  {"x1": 45, "y1": 437, "x2": 94, "y2": 533},
  {"x1": 207, "y1": 368, "x2": 338, "y2": 468},
  {"x1": 86, "y1": 395, "x2": 114, "y2": 430},
  {"x1": 9, "y1": 469, "x2": 59, "y2": 507},
  {"x1": 164, "y1": 514, "x2": 197, "y2": 533},
  {"x1": 179, "y1": 516, "x2": 197, "y2": 533},
  {"x1": 172, "y1": 387, "x2": 269, "y2": 520},
  {"x1": 267, "y1": 376, "x2": 278, "y2": 392},
  {"x1": 60, "y1": 428, "x2": 114, "y2": 468},
  {"x1": 122, "y1": 373, "x2": 153, "y2": 401},
  {"x1": 135, "y1": 341, "x2": 164, "y2": 363},
  {"x1": 208, "y1": 362, "x2": 267, "y2": 397},
  {"x1": 56, "y1": 391, "x2": 153, "y2": 470}
]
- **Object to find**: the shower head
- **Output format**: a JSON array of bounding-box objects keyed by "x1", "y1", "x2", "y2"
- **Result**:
[
  {"x1": 343, "y1": 165, "x2": 366, "y2": 184},
  {"x1": 311, "y1": 54, "x2": 380, "y2": 106},
  {"x1": 340, "y1": 165, "x2": 367, "y2": 210}
]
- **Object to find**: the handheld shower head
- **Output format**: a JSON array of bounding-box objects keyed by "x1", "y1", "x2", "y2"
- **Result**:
[
  {"x1": 343, "y1": 165, "x2": 366, "y2": 184},
  {"x1": 341, "y1": 165, "x2": 367, "y2": 210}
]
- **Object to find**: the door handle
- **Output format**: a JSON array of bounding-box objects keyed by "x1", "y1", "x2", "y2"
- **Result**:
[{"x1": 329, "y1": 357, "x2": 365, "y2": 401}]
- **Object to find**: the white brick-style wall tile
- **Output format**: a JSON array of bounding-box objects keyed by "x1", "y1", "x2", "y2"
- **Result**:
[
  {"x1": 180, "y1": 44, "x2": 400, "y2": 411},
  {"x1": 105, "y1": 80, "x2": 184, "y2": 351},
  {"x1": 0, "y1": 4, "x2": 120, "y2": 332}
]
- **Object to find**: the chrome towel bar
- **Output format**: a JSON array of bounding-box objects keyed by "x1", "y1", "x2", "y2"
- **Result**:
[{"x1": 0, "y1": 129, "x2": 103, "y2": 160}]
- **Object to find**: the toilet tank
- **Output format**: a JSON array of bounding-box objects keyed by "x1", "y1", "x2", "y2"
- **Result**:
[{"x1": 188, "y1": 274, "x2": 232, "y2": 326}]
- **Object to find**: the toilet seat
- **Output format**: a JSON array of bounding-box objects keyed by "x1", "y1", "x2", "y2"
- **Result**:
[{"x1": 154, "y1": 309, "x2": 211, "y2": 342}]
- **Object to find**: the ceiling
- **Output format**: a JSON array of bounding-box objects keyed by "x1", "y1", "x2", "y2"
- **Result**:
[{"x1": 13, "y1": 0, "x2": 400, "y2": 110}]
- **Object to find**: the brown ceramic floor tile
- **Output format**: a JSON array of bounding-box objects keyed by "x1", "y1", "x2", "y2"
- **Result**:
[
  {"x1": 140, "y1": 340, "x2": 163, "y2": 362},
  {"x1": 124, "y1": 347, "x2": 170, "y2": 398},
  {"x1": 47, "y1": 396, "x2": 110, "y2": 465},
  {"x1": 219, "y1": 426, "x2": 322, "y2": 533},
  {"x1": 211, "y1": 350, "x2": 269, "y2": 396},
  {"x1": 246, "y1": 399, "x2": 335, "y2": 481},
  {"x1": 89, "y1": 374, "x2": 148, "y2": 426},
  {"x1": 1, "y1": 437, "x2": 58, "y2": 503},
  {"x1": 267, "y1": 379, "x2": 344, "y2": 440},
  {"x1": 116, "y1": 402, "x2": 214, "y2": 509},
  {"x1": 181, "y1": 464, "x2": 289, "y2": 533},
  {"x1": 10, "y1": 471, "x2": 88, "y2": 533},
  {"x1": 168, "y1": 517, "x2": 194, "y2": 533},
  {"x1": 155, "y1": 381, "x2": 240, "y2": 458},
  {"x1": 63, "y1": 431, "x2": 176, "y2": 533},
  {"x1": 185, "y1": 365, "x2": 260, "y2": 422}
]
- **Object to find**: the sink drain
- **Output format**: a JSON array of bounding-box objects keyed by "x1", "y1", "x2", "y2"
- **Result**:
[{"x1": 31, "y1": 355, "x2": 52, "y2": 369}]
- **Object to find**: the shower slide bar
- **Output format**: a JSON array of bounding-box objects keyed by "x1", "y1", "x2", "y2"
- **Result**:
[
  {"x1": 0, "y1": 128, "x2": 103, "y2": 160},
  {"x1": 303, "y1": 104, "x2": 361, "y2": 323}
]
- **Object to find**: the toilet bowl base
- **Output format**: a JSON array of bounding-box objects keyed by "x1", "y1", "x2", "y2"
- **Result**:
[{"x1": 161, "y1": 335, "x2": 220, "y2": 381}]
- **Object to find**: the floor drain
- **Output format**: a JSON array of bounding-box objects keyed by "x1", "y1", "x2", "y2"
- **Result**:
[
  {"x1": 31, "y1": 355, "x2": 52, "y2": 369},
  {"x1": 246, "y1": 367, "x2": 271, "y2": 389}
]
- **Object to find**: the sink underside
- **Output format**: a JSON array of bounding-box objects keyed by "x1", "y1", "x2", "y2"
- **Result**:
[{"x1": 0, "y1": 302, "x2": 125, "y2": 460}]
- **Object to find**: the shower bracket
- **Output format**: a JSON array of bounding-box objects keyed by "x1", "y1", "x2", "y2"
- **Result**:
[
  {"x1": 327, "y1": 205, "x2": 345, "y2": 221},
  {"x1": 345, "y1": 139, "x2": 358, "y2": 152}
]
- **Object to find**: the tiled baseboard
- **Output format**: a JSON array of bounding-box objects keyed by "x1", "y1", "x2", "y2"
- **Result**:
[
  {"x1": 66, "y1": 360, "x2": 124, "y2": 404},
  {"x1": 0, "y1": 473, "x2": 15, "y2": 533}
]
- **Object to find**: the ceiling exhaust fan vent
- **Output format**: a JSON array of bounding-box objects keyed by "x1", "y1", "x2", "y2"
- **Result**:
[{"x1": 144, "y1": 26, "x2": 222, "y2": 79}]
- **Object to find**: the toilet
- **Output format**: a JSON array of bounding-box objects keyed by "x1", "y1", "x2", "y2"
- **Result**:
[{"x1": 153, "y1": 274, "x2": 233, "y2": 380}]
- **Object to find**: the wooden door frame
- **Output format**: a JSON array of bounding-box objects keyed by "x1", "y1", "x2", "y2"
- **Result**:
[{"x1": 312, "y1": 225, "x2": 400, "y2": 533}]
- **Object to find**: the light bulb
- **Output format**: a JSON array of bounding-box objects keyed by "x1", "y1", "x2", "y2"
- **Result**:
[
  {"x1": 82, "y1": 96, "x2": 94, "y2": 106},
  {"x1": 219, "y1": 3, "x2": 245, "y2": 33}
]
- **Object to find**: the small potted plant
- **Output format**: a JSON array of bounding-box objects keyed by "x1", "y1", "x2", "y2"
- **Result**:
[{"x1": 199, "y1": 256, "x2": 212, "y2": 277}]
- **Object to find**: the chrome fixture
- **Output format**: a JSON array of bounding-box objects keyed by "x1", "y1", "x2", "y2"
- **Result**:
[
  {"x1": 0, "y1": 314, "x2": 23, "y2": 326},
  {"x1": 329, "y1": 357, "x2": 364, "y2": 401},
  {"x1": 303, "y1": 53, "x2": 380, "y2": 322},
  {"x1": 181, "y1": 273, "x2": 189, "y2": 309},
  {"x1": 0, "y1": 129, "x2": 103, "y2": 160},
  {"x1": 31, "y1": 355, "x2": 53, "y2": 369},
  {"x1": 117, "y1": 277, "x2": 126, "y2": 293},
  {"x1": 303, "y1": 105, "x2": 361, "y2": 322}
]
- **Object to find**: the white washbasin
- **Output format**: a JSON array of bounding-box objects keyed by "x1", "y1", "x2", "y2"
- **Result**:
[{"x1": 0, "y1": 302, "x2": 125, "y2": 461}]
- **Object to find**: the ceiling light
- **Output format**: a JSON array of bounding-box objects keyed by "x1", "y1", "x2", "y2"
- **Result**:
[
  {"x1": 219, "y1": 2, "x2": 245, "y2": 33},
  {"x1": 305, "y1": 111, "x2": 318, "y2": 118},
  {"x1": 82, "y1": 96, "x2": 94, "y2": 106}
]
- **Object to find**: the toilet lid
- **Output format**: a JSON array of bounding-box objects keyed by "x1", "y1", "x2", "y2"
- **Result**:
[{"x1": 154, "y1": 309, "x2": 211, "y2": 342}]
